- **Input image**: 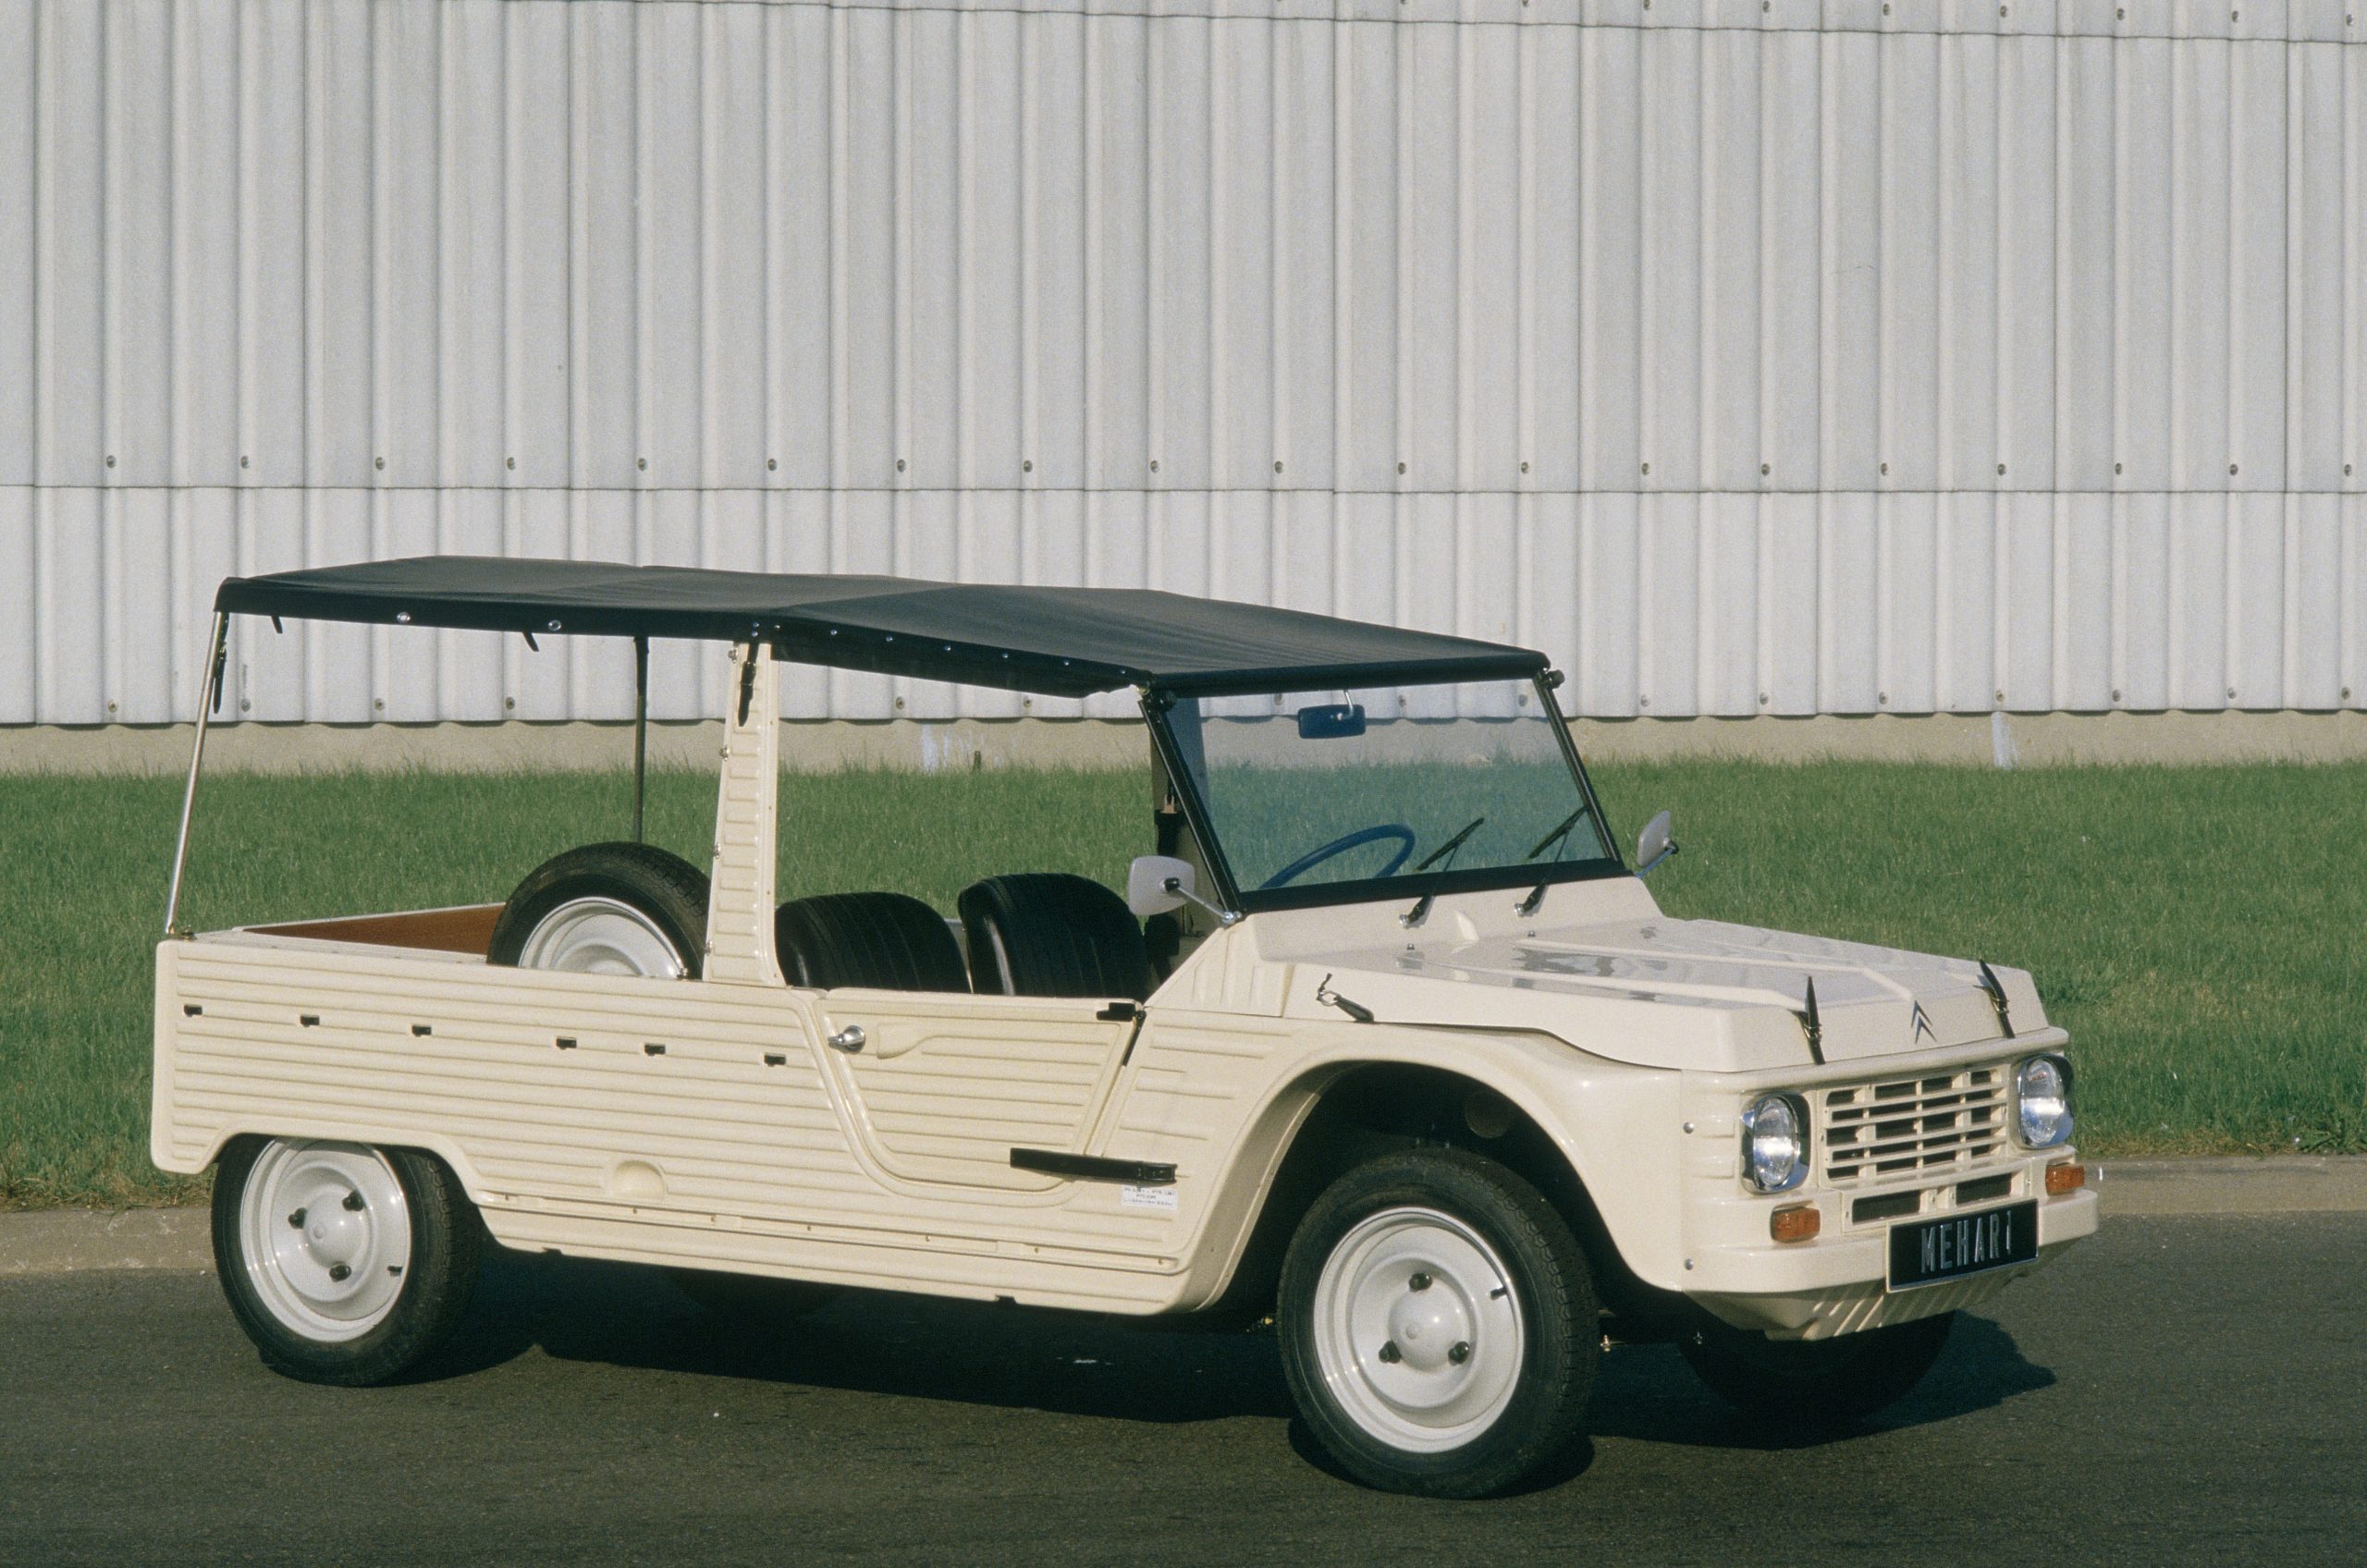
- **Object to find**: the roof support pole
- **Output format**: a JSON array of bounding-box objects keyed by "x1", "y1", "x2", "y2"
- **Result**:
[
  {"x1": 165, "y1": 611, "x2": 230, "y2": 937},
  {"x1": 632, "y1": 634, "x2": 649, "y2": 843}
]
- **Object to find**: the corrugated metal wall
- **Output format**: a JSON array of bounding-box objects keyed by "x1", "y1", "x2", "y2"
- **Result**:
[{"x1": 3, "y1": 0, "x2": 2365, "y2": 727}]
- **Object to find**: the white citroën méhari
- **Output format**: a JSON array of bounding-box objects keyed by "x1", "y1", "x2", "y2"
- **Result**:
[{"x1": 153, "y1": 557, "x2": 2094, "y2": 1497}]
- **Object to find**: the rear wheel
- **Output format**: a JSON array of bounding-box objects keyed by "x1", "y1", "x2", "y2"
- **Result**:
[
  {"x1": 487, "y1": 842, "x2": 710, "y2": 978},
  {"x1": 1277, "y1": 1148, "x2": 1598, "y2": 1498},
  {"x1": 1680, "y1": 1310, "x2": 1956, "y2": 1427},
  {"x1": 212, "y1": 1136, "x2": 481, "y2": 1386}
]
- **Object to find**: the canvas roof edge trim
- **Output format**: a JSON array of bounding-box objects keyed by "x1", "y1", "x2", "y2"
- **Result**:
[{"x1": 212, "y1": 557, "x2": 1551, "y2": 701}]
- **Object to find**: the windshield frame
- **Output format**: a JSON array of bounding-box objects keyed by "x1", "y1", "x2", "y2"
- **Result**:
[{"x1": 1141, "y1": 673, "x2": 1629, "y2": 915}]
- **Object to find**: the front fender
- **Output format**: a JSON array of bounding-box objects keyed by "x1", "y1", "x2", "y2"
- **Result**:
[{"x1": 1104, "y1": 1011, "x2": 1685, "y2": 1311}]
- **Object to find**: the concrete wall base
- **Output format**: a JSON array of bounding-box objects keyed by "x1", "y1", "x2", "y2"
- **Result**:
[{"x1": 5, "y1": 709, "x2": 2367, "y2": 775}]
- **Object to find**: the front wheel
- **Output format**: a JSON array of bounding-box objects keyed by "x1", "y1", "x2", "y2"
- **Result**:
[
  {"x1": 212, "y1": 1137, "x2": 482, "y2": 1386},
  {"x1": 1680, "y1": 1310, "x2": 1955, "y2": 1428},
  {"x1": 1276, "y1": 1148, "x2": 1599, "y2": 1498}
]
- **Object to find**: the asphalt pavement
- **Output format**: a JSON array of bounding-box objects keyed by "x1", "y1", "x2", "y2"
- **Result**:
[{"x1": 4, "y1": 1212, "x2": 2362, "y2": 1566}]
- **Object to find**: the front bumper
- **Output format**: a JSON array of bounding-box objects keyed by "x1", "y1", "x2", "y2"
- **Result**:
[{"x1": 1686, "y1": 1182, "x2": 2096, "y2": 1339}]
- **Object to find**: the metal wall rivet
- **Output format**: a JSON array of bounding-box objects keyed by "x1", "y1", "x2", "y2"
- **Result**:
[
  {"x1": 637, "y1": 457, "x2": 647, "y2": 471},
  {"x1": 2112, "y1": 688, "x2": 2124, "y2": 702},
  {"x1": 1641, "y1": 462, "x2": 1651, "y2": 475},
  {"x1": 1998, "y1": 462, "x2": 2007, "y2": 475},
  {"x1": 1148, "y1": 459, "x2": 1159, "y2": 472},
  {"x1": 2229, "y1": 463, "x2": 2239, "y2": 475},
  {"x1": 1273, "y1": 459, "x2": 1283, "y2": 474},
  {"x1": 506, "y1": 457, "x2": 516, "y2": 470},
  {"x1": 1398, "y1": 461, "x2": 1407, "y2": 474},
  {"x1": 1995, "y1": 689, "x2": 2007, "y2": 703},
  {"x1": 1520, "y1": 461, "x2": 1529, "y2": 473},
  {"x1": 374, "y1": 457, "x2": 385, "y2": 470},
  {"x1": 105, "y1": 455, "x2": 116, "y2": 468},
  {"x1": 1881, "y1": 461, "x2": 1889, "y2": 474},
  {"x1": 1878, "y1": 692, "x2": 1888, "y2": 704},
  {"x1": 767, "y1": 458, "x2": 778, "y2": 471},
  {"x1": 504, "y1": 697, "x2": 516, "y2": 710},
  {"x1": 106, "y1": 700, "x2": 117, "y2": 714},
  {"x1": 1758, "y1": 692, "x2": 1770, "y2": 704},
  {"x1": 1023, "y1": 459, "x2": 1034, "y2": 472},
  {"x1": 1638, "y1": 695, "x2": 1650, "y2": 707},
  {"x1": 2116, "y1": 461, "x2": 2125, "y2": 474},
  {"x1": 897, "y1": 458, "x2": 907, "y2": 472},
  {"x1": 240, "y1": 456, "x2": 250, "y2": 469},
  {"x1": 374, "y1": 698, "x2": 386, "y2": 711},
  {"x1": 2227, "y1": 687, "x2": 2238, "y2": 700},
  {"x1": 1760, "y1": 462, "x2": 1772, "y2": 476}
]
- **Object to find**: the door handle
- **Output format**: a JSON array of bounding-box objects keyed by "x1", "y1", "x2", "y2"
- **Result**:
[{"x1": 827, "y1": 1023, "x2": 866, "y2": 1054}]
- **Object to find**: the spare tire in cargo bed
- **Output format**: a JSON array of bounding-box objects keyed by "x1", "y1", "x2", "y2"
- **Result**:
[{"x1": 485, "y1": 842, "x2": 710, "y2": 979}]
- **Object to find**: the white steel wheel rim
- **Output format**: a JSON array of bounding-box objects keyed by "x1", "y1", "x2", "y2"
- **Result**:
[
  {"x1": 239, "y1": 1140, "x2": 413, "y2": 1342},
  {"x1": 1310, "y1": 1206, "x2": 1526, "y2": 1454},
  {"x1": 518, "y1": 897, "x2": 685, "y2": 977}
]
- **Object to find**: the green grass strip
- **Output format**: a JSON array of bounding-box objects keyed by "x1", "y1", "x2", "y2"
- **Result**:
[{"x1": 3, "y1": 761, "x2": 2361, "y2": 1209}]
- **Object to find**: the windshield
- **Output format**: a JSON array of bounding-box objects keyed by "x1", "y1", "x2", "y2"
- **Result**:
[{"x1": 1166, "y1": 680, "x2": 1615, "y2": 907}]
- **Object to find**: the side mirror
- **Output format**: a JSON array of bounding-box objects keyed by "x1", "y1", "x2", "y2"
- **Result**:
[
  {"x1": 1127, "y1": 854, "x2": 1196, "y2": 919},
  {"x1": 1635, "y1": 809, "x2": 1679, "y2": 876}
]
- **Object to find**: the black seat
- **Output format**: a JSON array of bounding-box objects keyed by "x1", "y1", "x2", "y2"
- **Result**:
[
  {"x1": 774, "y1": 891, "x2": 970, "y2": 993},
  {"x1": 956, "y1": 874, "x2": 1153, "y2": 1002}
]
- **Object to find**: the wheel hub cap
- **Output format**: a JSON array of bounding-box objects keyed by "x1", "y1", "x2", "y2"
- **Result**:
[
  {"x1": 517, "y1": 898, "x2": 685, "y2": 978},
  {"x1": 239, "y1": 1141, "x2": 412, "y2": 1341},
  {"x1": 1310, "y1": 1207, "x2": 1525, "y2": 1453}
]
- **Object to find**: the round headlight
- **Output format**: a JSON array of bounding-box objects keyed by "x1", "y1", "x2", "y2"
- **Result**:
[
  {"x1": 2016, "y1": 1055, "x2": 2074, "y2": 1148},
  {"x1": 1740, "y1": 1093, "x2": 1809, "y2": 1193}
]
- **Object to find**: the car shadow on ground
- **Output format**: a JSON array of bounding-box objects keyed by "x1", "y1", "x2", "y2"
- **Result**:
[
  {"x1": 1586, "y1": 1316, "x2": 2056, "y2": 1452},
  {"x1": 437, "y1": 1249, "x2": 2054, "y2": 1446}
]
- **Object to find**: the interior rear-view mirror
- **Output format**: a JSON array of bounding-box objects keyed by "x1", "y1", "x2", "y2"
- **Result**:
[{"x1": 1295, "y1": 703, "x2": 1367, "y2": 740}]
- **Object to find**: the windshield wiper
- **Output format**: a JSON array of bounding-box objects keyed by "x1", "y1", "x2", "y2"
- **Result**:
[
  {"x1": 1524, "y1": 808, "x2": 1588, "y2": 864},
  {"x1": 1517, "y1": 807, "x2": 1591, "y2": 918},
  {"x1": 1402, "y1": 816, "x2": 1486, "y2": 928},
  {"x1": 1414, "y1": 816, "x2": 1487, "y2": 873}
]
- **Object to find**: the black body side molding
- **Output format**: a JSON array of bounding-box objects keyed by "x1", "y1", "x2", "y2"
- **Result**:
[{"x1": 1010, "y1": 1148, "x2": 1178, "y2": 1186}]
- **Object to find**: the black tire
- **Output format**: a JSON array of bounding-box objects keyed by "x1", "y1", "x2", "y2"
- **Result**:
[
  {"x1": 211, "y1": 1136, "x2": 483, "y2": 1387},
  {"x1": 486, "y1": 842, "x2": 710, "y2": 977},
  {"x1": 1680, "y1": 1309, "x2": 1955, "y2": 1427},
  {"x1": 1276, "y1": 1147, "x2": 1599, "y2": 1499},
  {"x1": 668, "y1": 1268, "x2": 840, "y2": 1322}
]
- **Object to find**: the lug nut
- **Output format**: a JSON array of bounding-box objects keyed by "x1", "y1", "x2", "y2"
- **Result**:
[
  {"x1": 1378, "y1": 1341, "x2": 1403, "y2": 1364},
  {"x1": 1449, "y1": 1341, "x2": 1471, "y2": 1365},
  {"x1": 287, "y1": 1208, "x2": 306, "y2": 1229},
  {"x1": 342, "y1": 1191, "x2": 366, "y2": 1211},
  {"x1": 328, "y1": 1263, "x2": 351, "y2": 1282},
  {"x1": 1407, "y1": 1271, "x2": 1432, "y2": 1292}
]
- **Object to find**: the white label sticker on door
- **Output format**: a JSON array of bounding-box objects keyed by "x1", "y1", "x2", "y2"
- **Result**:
[{"x1": 1120, "y1": 1184, "x2": 1178, "y2": 1213}]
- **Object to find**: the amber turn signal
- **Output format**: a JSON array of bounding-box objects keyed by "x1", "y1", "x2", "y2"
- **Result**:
[
  {"x1": 2045, "y1": 1160, "x2": 2087, "y2": 1195},
  {"x1": 1770, "y1": 1203, "x2": 1821, "y2": 1243}
]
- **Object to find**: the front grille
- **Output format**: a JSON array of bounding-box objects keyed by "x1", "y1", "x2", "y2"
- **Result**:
[{"x1": 1821, "y1": 1064, "x2": 2009, "y2": 1188}]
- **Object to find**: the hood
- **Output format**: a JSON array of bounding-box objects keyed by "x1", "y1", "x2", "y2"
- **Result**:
[{"x1": 1278, "y1": 915, "x2": 2041, "y2": 1074}]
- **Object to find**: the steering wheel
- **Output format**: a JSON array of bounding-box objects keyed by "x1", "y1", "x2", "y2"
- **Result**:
[{"x1": 1258, "y1": 824, "x2": 1417, "y2": 889}]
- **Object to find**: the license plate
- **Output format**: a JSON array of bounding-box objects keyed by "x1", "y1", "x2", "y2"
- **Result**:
[{"x1": 1887, "y1": 1200, "x2": 2038, "y2": 1291}]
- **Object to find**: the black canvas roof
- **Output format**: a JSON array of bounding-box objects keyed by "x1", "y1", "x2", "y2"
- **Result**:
[{"x1": 215, "y1": 557, "x2": 1549, "y2": 700}]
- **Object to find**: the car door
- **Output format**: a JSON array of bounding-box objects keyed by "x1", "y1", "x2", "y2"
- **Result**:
[{"x1": 807, "y1": 988, "x2": 1139, "y2": 1193}]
